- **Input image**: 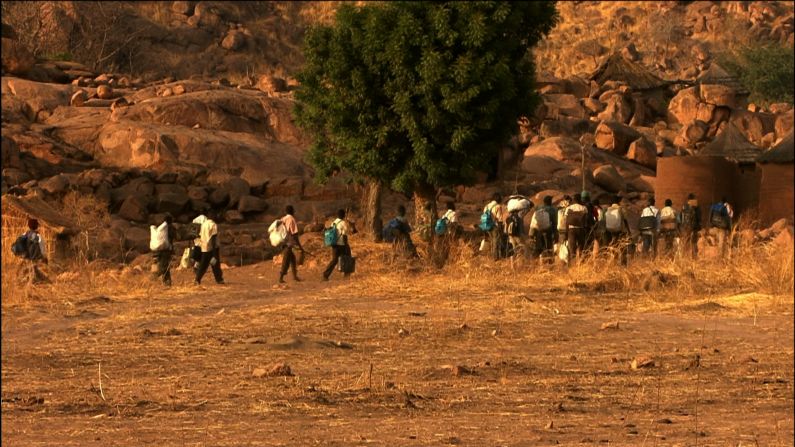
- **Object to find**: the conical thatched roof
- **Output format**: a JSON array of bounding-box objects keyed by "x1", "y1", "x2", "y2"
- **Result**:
[
  {"x1": 696, "y1": 62, "x2": 749, "y2": 96},
  {"x1": 1, "y1": 194, "x2": 77, "y2": 235},
  {"x1": 589, "y1": 52, "x2": 666, "y2": 90},
  {"x1": 700, "y1": 122, "x2": 762, "y2": 164},
  {"x1": 757, "y1": 132, "x2": 794, "y2": 164}
]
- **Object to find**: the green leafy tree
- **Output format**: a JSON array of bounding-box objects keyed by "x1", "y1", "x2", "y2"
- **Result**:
[
  {"x1": 721, "y1": 44, "x2": 795, "y2": 105},
  {"x1": 294, "y1": 1, "x2": 558, "y2": 237}
]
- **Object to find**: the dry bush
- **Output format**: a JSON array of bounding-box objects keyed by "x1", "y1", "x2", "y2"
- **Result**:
[{"x1": 59, "y1": 191, "x2": 112, "y2": 265}]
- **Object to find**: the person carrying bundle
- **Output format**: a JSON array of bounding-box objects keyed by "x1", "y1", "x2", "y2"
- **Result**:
[
  {"x1": 530, "y1": 195, "x2": 556, "y2": 258},
  {"x1": 195, "y1": 213, "x2": 225, "y2": 285},
  {"x1": 150, "y1": 213, "x2": 176, "y2": 286},
  {"x1": 603, "y1": 195, "x2": 630, "y2": 265}
]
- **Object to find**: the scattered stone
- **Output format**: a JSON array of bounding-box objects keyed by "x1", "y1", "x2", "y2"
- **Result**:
[
  {"x1": 253, "y1": 363, "x2": 293, "y2": 377},
  {"x1": 97, "y1": 84, "x2": 114, "y2": 100},
  {"x1": 600, "y1": 321, "x2": 620, "y2": 330},
  {"x1": 545, "y1": 420, "x2": 554, "y2": 429},
  {"x1": 631, "y1": 356, "x2": 655, "y2": 369},
  {"x1": 398, "y1": 328, "x2": 409, "y2": 337},
  {"x1": 70, "y1": 90, "x2": 88, "y2": 107},
  {"x1": 452, "y1": 365, "x2": 474, "y2": 377}
]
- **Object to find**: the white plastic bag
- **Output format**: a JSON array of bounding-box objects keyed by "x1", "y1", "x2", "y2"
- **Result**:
[
  {"x1": 558, "y1": 241, "x2": 569, "y2": 264},
  {"x1": 179, "y1": 247, "x2": 191, "y2": 269},
  {"x1": 268, "y1": 219, "x2": 288, "y2": 247},
  {"x1": 507, "y1": 195, "x2": 532, "y2": 213},
  {"x1": 149, "y1": 222, "x2": 169, "y2": 251},
  {"x1": 479, "y1": 238, "x2": 488, "y2": 252}
]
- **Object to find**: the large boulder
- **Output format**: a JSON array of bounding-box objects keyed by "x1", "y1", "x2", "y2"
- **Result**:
[
  {"x1": 39, "y1": 174, "x2": 72, "y2": 195},
  {"x1": 627, "y1": 137, "x2": 657, "y2": 169},
  {"x1": 521, "y1": 155, "x2": 569, "y2": 178},
  {"x1": 1, "y1": 135, "x2": 21, "y2": 169},
  {"x1": 222, "y1": 177, "x2": 250, "y2": 207},
  {"x1": 221, "y1": 30, "x2": 246, "y2": 51},
  {"x1": 667, "y1": 87, "x2": 700, "y2": 125},
  {"x1": 238, "y1": 195, "x2": 268, "y2": 213},
  {"x1": 208, "y1": 188, "x2": 230, "y2": 207},
  {"x1": 265, "y1": 176, "x2": 303, "y2": 198},
  {"x1": 538, "y1": 118, "x2": 597, "y2": 140},
  {"x1": 118, "y1": 195, "x2": 150, "y2": 222},
  {"x1": 111, "y1": 177, "x2": 155, "y2": 206},
  {"x1": 1, "y1": 37, "x2": 35, "y2": 75},
  {"x1": 156, "y1": 192, "x2": 189, "y2": 215},
  {"x1": 257, "y1": 75, "x2": 288, "y2": 94},
  {"x1": 699, "y1": 84, "x2": 736, "y2": 108},
  {"x1": 592, "y1": 164, "x2": 626, "y2": 193},
  {"x1": 775, "y1": 109, "x2": 794, "y2": 140},
  {"x1": 123, "y1": 226, "x2": 150, "y2": 252},
  {"x1": 523, "y1": 136, "x2": 582, "y2": 161},
  {"x1": 627, "y1": 175, "x2": 655, "y2": 193},
  {"x1": 543, "y1": 94, "x2": 588, "y2": 119},
  {"x1": 597, "y1": 93, "x2": 633, "y2": 124},
  {"x1": 3, "y1": 77, "x2": 75, "y2": 121},
  {"x1": 594, "y1": 121, "x2": 641, "y2": 156}
]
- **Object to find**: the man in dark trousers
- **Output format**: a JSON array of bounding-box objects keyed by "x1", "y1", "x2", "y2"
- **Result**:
[
  {"x1": 679, "y1": 193, "x2": 701, "y2": 258},
  {"x1": 195, "y1": 213, "x2": 224, "y2": 286},
  {"x1": 279, "y1": 205, "x2": 304, "y2": 283},
  {"x1": 153, "y1": 213, "x2": 176, "y2": 286},
  {"x1": 323, "y1": 209, "x2": 353, "y2": 281}
]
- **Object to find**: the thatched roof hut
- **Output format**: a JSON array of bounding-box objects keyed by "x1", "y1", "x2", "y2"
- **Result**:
[
  {"x1": 589, "y1": 52, "x2": 667, "y2": 91},
  {"x1": 696, "y1": 62, "x2": 750, "y2": 97},
  {"x1": 757, "y1": 132, "x2": 794, "y2": 225},
  {"x1": 2, "y1": 194, "x2": 77, "y2": 262},
  {"x1": 699, "y1": 122, "x2": 763, "y2": 164},
  {"x1": 757, "y1": 132, "x2": 794, "y2": 164}
]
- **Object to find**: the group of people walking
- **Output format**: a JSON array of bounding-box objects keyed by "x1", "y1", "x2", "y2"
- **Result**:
[
  {"x1": 430, "y1": 191, "x2": 735, "y2": 266},
  {"x1": 11, "y1": 192, "x2": 738, "y2": 288}
]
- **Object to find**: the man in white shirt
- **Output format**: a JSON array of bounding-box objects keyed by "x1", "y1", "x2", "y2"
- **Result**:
[
  {"x1": 323, "y1": 209, "x2": 353, "y2": 281},
  {"x1": 659, "y1": 198, "x2": 678, "y2": 257},
  {"x1": 639, "y1": 198, "x2": 660, "y2": 257},
  {"x1": 279, "y1": 205, "x2": 304, "y2": 283},
  {"x1": 195, "y1": 213, "x2": 224, "y2": 285}
]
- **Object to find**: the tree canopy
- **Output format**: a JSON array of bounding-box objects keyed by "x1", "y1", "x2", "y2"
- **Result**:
[{"x1": 294, "y1": 1, "x2": 558, "y2": 197}]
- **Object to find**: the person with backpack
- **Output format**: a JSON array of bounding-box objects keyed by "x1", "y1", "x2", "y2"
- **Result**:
[
  {"x1": 195, "y1": 212, "x2": 225, "y2": 286},
  {"x1": 322, "y1": 209, "x2": 353, "y2": 281},
  {"x1": 480, "y1": 193, "x2": 506, "y2": 259},
  {"x1": 659, "y1": 199, "x2": 678, "y2": 257},
  {"x1": 638, "y1": 198, "x2": 660, "y2": 257},
  {"x1": 277, "y1": 205, "x2": 304, "y2": 283},
  {"x1": 604, "y1": 195, "x2": 630, "y2": 265},
  {"x1": 151, "y1": 213, "x2": 176, "y2": 286},
  {"x1": 385, "y1": 205, "x2": 418, "y2": 258},
  {"x1": 435, "y1": 202, "x2": 458, "y2": 238},
  {"x1": 556, "y1": 195, "x2": 572, "y2": 244},
  {"x1": 709, "y1": 197, "x2": 733, "y2": 258},
  {"x1": 679, "y1": 193, "x2": 701, "y2": 259},
  {"x1": 564, "y1": 195, "x2": 589, "y2": 262},
  {"x1": 530, "y1": 195, "x2": 556, "y2": 258},
  {"x1": 12, "y1": 218, "x2": 49, "y2": 284}
]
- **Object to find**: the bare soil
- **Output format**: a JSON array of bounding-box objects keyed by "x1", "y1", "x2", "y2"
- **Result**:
[{"x1": 2, "y1": 261, "x2": 793, "y2": 446}]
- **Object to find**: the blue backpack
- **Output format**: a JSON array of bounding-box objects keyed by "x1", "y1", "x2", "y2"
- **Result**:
[
  {"x1": 11, "y1": 234, "x2": 29, "y2": 257},
  {"x1": 710, "y1": 203, "x2": 729, "y2": 229},
  {"x1": 323, "y1": 221, "x2": 340, "y2": 246},
  {"x1": 382, "y1": 218, "x2": 403, "y2": 242},
  {"x1": 479, "y1": 207, "x2": 496, "y2": 231},
  {"x1": 434, "y1": 217, "x2": 448, "y2": 236}
]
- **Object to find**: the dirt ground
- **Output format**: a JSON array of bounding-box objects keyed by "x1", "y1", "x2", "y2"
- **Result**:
[{"x1": 2, "y1": 256, "x2": 793, "y2": 447}]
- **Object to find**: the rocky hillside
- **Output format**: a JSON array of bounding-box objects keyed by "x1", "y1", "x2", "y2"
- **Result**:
[{"x1": 1, "y1": 1, "x2": 793, "y2": 265}]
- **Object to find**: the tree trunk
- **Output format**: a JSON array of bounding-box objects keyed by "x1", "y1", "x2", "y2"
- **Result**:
[{"x1": 360, "y1": 179, "x2": 383, "y2": 242}]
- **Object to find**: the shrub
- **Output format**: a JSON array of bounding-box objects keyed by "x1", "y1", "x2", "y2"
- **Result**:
[{"x1": 721, "y1": 44, "x2": 795, "y2": 105}]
